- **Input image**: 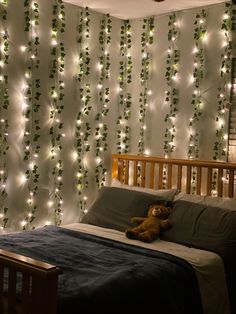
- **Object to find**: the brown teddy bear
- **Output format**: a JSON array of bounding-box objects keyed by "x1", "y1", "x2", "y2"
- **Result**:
[{"x1": 125, "y1": 204, "x2": 171, "y2": 243}]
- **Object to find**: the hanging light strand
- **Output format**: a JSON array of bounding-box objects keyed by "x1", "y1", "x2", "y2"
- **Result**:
[
  {"x1": 75, "y1": 7, "x2": 91, "y2": 215},
  {"x1": 188, "y1": 9, "x2": 207, "y2": 160},
  {"x1": 95, "y1": 14, "x2": 112, "y2": 188},
  {"x1": 48, "y1": 0, "x2": 66, "y2": 226},
  {"x1": 0, "y1": 0, "x2": 9, "y2": 230},
  {"x1": 213, "y1": 2, "x2": 234, "y2": 161},
  {"x1": 163, "y1": 13, "x2": 180, "y2": 158},
  {"x1": 117, "y1": 20, "x2": 132, "y2": 154},
  {"x1": 138, "y1": 17, "x2": 154, "y2": 154},
  {"x1": 20, "y1": 0, "x2": 41, "y2": 230}
]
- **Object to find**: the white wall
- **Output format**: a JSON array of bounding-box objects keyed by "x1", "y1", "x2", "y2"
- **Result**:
[{"x1": 0, "y1": 0, "x2": 233, "y2": 231}]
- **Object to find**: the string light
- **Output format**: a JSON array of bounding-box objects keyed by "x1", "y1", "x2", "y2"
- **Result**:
[
  {"x1": 163, "y1": 12, "x2": 180, "y2": 158},
  {"x1": 0, "y1": 0, "x2": 9, "y2": 229},
  {"x1": 187, "y1": 9, "x2": 207, "y2": 161},
  {"x1": 48, "y1": 0, "x2": 66, "y2": 226},
  {"x1": 117, "y1": 20, "x2": 132, "y2": 154},
  {"x1": 20, "y1": 0, "x2": 41, "y2": 230},
  {"x1": 138, "y1": 17, "x2": 154, "y2": 154},
  {"x1": 95, "y1": 14, "x2": 111, "y2": 188},
  {"x1": 75, "y1": 7, "x2": 91, "y2": 216}
]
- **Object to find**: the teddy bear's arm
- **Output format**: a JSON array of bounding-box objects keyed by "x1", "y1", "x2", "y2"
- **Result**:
[
  {"x1": 160, "y1": 219, "x2": 171, "y2": 230},
  {"x1": 131, "y1": 217, "x2": 146, "y2": 224}
]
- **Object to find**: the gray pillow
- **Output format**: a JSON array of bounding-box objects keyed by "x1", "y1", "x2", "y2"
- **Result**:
[
  {"x1": 161, "y1": 200, "x2": 236, "y2": 260},
  {"x1": 81, "y1": 186, "x2": 171, "y2": 232}
]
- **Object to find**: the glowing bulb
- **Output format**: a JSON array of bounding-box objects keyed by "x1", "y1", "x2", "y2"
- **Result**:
[
  {"x1": 96, "y1": 157, "x2": 102, "y2": 164},
  {"x1": 193, "y1": 46, "x2": 199, "y2": 54},
  {"x1": 48, "y1": 201, "x2": 53, "y2": 207},
  {"x1": 21, "y1": 220, "x2": 27, "y2": 227},
  {"x1": 20, "y1": 175, "x2": 27, "y2": 184},
  {"x1": 20, "y1": 45, "x2": 27, "y2": 52},
  {"x1": 51, "y1": 39, "x2": 57, "y2": 46}
]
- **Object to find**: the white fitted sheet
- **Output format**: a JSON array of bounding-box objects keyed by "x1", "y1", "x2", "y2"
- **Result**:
[{"x1": 62, "y1": 222, "x2": 230, "y2": 314}]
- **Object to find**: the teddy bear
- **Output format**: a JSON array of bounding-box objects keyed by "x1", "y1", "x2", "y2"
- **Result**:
[{"x1": 125, "y1": 204, "x2": 171, "y2": 243}]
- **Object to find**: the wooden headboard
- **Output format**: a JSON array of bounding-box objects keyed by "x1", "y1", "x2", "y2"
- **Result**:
[{"x1": 112, "y1": 154, "x2": 236, "y2": 198}]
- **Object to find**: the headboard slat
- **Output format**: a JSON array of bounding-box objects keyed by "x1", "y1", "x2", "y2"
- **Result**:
[
  {"x1": 158, "y1": 163, "x2": 163, "y2": 189},
  {"x1": 133, "y1": 161, "x2": 138, "y2": 186},
  {"x1": 207, "y1": 167, "x2": 213, "y2": 196},
  {"x1": 167, "y1": 164, "x2": 172, "y2": 189},
  {"x1": 229, "y1": 169, "x2": 234, "y2": 198},
  {"x1": 141, "y1": 161, "x2": 146, "y2": 187},
  {"x1": 124, "y1": 160, "x2": 129, "y2": 184},
  {"x1": 217, "y1": 168, "x2": 223, "y2": 197},
  {"x1": 177, "y1": 165, "x2": 182, "y2": 191},
  {"x1": 186, "y1": 165, "x2": 191, "y2": 194},
  {"x1": 149, "y1": 162, "x2": 155, "y2": 189},
  {"x1": 196, "y1": 166, "x2": 202, "y2": 195}
]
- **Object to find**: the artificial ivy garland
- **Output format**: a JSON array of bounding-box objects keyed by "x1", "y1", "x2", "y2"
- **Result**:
[
  {"x1": 213, "y1": 2, "x2": 234, "y2": 161},
  {"x1": 163, "y1": 13, "x2": 180, "y2": 156},
  {"x1": 116, "y1": 20, "x2": 132, "y2": 154},
  {"x1": 138, "y1": 17, "x2": 154, "y2": 154},
  {"x1": 187, "y1": 9, "x2": 207, "y2": 159},
  {"x1": 0, "y1": 0, "x2": 9, "y2": 229},
  {"x1": 95, "y1": 14, "x2": 112, "y2": 188},
  {"x1": 21, "y1": 0, "x2": 41, "y2": 230},
  {"x1": 75, "y1": 7, "x2": 91, "y2": 215},
  {"x1": 48, "y1": 0, "x2": 65, "y2": 226}
]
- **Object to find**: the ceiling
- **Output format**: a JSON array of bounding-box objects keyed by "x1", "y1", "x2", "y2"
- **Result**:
[{"x1": 63, "y1": 0, "x2": 226, "y2": 20}]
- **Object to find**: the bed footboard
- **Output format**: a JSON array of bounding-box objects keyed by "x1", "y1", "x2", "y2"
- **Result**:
[{"x1": 0, "y1": 249, "x2": 62, "y2": 314}]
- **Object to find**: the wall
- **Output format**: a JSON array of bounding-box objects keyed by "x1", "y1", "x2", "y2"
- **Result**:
[{"x1": 0, "y1": 0, "x2": 234, "y2": 231}]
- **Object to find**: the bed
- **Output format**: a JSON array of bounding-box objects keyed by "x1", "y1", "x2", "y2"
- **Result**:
[{"x1": 0, "y1": 153, "x2": 236, "y2": 314}]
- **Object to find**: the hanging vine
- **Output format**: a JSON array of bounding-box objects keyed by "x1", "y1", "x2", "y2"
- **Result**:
[
  {"x1": 213, "y1": 2, "x2": 234, "y2": 161},
  {"x1": 95, "y1": 14, "x2": 111, "y2": 188},
  {"x1": 48, "y1": 0, "x2": 65, "y2": 226},
  {"x1": 138, "y1": 17, "x2": 154, "y2": 154},
  {"x1": 20, "y1": 0, "x2": 41, "y2": 230},
  {"x1": 187, "y1": 9, "x2": 207, "y2": 160},
  {"x1": 0, "y1": 0, "x2": 9, "y2": 230},
  {"x1": 116, "y1": 20, "x2": 132, "y2": 154},
  {"x1": 75, "y1": 7, "x2": 91, "y2": 215},
  {"x1": 163, "y1": 13, "x2": 180, "y2": 157}
]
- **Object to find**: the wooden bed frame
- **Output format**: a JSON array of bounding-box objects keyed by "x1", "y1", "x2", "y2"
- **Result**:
[{"x1": 1, "y1": 153, "x2": 236, "y2": 313}]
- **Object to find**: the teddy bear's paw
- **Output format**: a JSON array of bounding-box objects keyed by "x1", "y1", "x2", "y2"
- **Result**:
[
  {"x1": 138, "y1": 233, "x2": 155, "y2": 243},
  {"x1": 125, "y1": 229, "x2": 137, "y2": 239}
]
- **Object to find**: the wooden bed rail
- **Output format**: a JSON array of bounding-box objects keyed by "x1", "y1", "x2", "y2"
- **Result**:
[
  {"x1": 0, "y1": 249, "x2": 62, "y2": 314},
  {"x1": 112, "y1": 154, "x2": 236, "y2": 197}
]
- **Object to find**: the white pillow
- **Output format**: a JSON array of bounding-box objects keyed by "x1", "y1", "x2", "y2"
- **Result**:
[
  {"x1": 111, "y1": 178, "x2": 178, "y2": 201},
  {"x1": 174, "y1": 192, "x2": 236, "y2": 211}
]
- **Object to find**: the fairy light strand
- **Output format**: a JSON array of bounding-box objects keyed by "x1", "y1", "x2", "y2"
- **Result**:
[
  {"x1": 117, "y1": 20, "x2": 132, "y2": 154},
  {"x1": 20, "y1": 0, "x2": 41, "y2": 230},
  {"x1": 138, "y1": 17, "x2": 154, "y2": 154},
  {"x1": 213, "y1": 2, "x2": 233, "y2": 161},
  {"x1": 211, "y1": 2, "x2": 234, "y2": 196},
  {"x1": 48, "y1": 0, "x2": 65, "y2": 226},
  {"x1": 163, "y1": 12, "x2": 180, "y2": 157},
  {"x1": 95, "y1": 14, "x2": 111, "y2": 188},
  {"x1": 75, "y1": 7, "x2": 91, "y2": 216},
  {"x1": 0, "y1": 0, "x2": 9, "y2": 230},
  {"x1": 188, "y1": 9, "x2": 207, "y2": 160}
]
